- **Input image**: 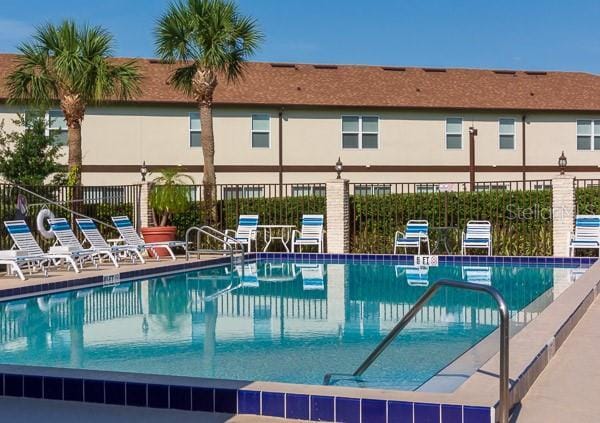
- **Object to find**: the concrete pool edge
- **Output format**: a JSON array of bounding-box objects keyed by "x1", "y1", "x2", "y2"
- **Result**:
[{"x1": 0, "y1": 253, "x2": 596, "y2": 423}]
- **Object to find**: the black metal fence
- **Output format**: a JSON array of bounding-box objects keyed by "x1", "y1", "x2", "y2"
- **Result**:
[
  {"x1": 350, "y1": 180, "x2": 554, "y2": 256},
  {"x1": 0, "y1": 184, "x2": 141, "y2": 251},
  {"x1": 575, "y1": 179, "x2": 600, "y2": 215},
  {"x1": 170, "y1": 183, "x2": 326, "y2": 250}
]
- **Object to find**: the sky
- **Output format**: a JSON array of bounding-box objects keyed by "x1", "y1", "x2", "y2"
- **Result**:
[{"x1": 0, "y1": 0, "x2": 599, "y2": 73}]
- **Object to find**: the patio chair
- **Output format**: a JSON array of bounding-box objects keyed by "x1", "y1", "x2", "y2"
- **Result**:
[
  {"x1": 49, "y1": 217, "x2": 119, "y2": 268},
  {"x1": 76, "y1": 218, "x2": 146, "y2": 264},
  {"x1": 461, "y1": 220, "x2": 492, "y2": 256},
  {"x1": 4, "y1": 220, "x2": 81, "y2": 274},
  {"x1": 291, "y1": 215, "x2": 324, "y2": 253},
  {"x1": 111, "y1": 216, "x2": 187, "y2": 261},
  {"x1": 394, "y1": 220, "x2": 430, "y2": 255},
  {"x1": 224, "y1": 215, "x2": 259, "y2": 252},
  {"x1": 569, "y1": 215, "x2": 600, "y2": 257},
  {"x1": 461, "y1": 266, "x2": 492, "y2": 285}
]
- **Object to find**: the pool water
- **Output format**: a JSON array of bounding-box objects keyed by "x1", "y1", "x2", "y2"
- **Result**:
[{"x1": 0, "y1": 260, "x2": 585, "y2": 390}]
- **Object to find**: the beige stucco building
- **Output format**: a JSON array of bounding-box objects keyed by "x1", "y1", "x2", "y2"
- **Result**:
[{"x1": 1, "y1": 55, "x2": 600, "y2": 190}]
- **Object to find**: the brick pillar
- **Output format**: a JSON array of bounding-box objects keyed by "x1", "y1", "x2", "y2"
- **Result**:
[
  {"x1": 552, "y1": 175, "x2": 575, "y2": 257},
  {"x1": 140, "y1": 181, "x2": 154, "y2": 229},
  {"x1": 326, "y1": 179, "x2": 350, "y2": 253}
]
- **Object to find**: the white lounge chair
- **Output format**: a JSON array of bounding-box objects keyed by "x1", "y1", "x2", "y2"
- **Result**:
[
  {"x1": 394, "y1": 220, "x2": 430, "y2": 255},
  {"x1": 49, "y1": 218, "x2": 119, "y2": 268},
  {"x1": 0, "y1": 250, "x2": 47, "y2": 281},
  {"x1": 461, "y1": 220, "x2": 492, "y2": 255},
  {"x1": 291, "y1": 215, "x2": 324, "y2": 253},
  {"x1": 111, "y1": 216, "x2": 187, "y2": 260},
  {"x1": 569, "y1": 215, "x2": 600, "y2": 256},
  {"x1": 76, "y1": 218, "x2": 146, "y2": 264},
  {"x1": 224, "y1": 215, "x2": 259, "y2": 252},
  {"x1": 4, "y1": 220, "x2": 81, "y2": 275},
  {"x1": 461, "y1": 266, "x2": 492, "y2": 285}
]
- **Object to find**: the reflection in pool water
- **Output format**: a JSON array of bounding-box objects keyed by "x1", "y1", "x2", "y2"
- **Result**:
[{"x1": 0, "y1": 261, "x2": 583, "y2": 390}]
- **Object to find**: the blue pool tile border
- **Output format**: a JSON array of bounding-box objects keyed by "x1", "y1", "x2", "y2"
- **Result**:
[{"x1": 0, "y1": 369, "x2": 495, "y2": 423}]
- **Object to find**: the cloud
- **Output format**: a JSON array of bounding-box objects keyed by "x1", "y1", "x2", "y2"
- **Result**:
[{"x1": 0, "y1": 18, "x2": 33, "y2": 47}]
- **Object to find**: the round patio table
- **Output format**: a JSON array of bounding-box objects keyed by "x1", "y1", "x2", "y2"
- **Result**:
[
  {"x1": 258, "y1": 225, "x2": 296, "y2": 252},
  {"x1": 430, "y1": 226, "x2": 458, "y2": 255}
]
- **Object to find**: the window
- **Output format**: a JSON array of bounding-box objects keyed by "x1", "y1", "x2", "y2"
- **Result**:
[
  {"x1": 534, "y1": 182, "x2": 552, "y2": 191},
  {"x1": 83, "y1": 187, "x2": 125, "y2": 204},
  {"x1": 576, "y1": 120, "x2": 600, "y2": 150},
  {"x1": 189, "y1": 112, "x2": 201, "y2": 147},
  {"x1": 342, "y1": 116, "x2": 379, "y2": 149},
  {"x1": 291, "y1": 185, "x2": 326, "y2": 197},
  {"x1": 223, "y1": 186, "x2": 264, "y2": 199},
  {"x1": 415, "y1": 184, "x2": 440, "y2": 193},
  {"x1": 445, "y1": 118, "x2": 462, "y2": 149},
  {"x1": 251, "y1": 114, "x2": 270, "y2": 148},
  {"x1": 47, "y1": 110, "x2": 68, "y2": 146},
  {"x1": 475, "y1": 183, "x2": 507, "y2": 192},
  {"x1": 499, "y1": 118, "x2": 515, "y2": 149},
  {"x1": 353, "y1": 184, "x2": 391, "y2": 196}
]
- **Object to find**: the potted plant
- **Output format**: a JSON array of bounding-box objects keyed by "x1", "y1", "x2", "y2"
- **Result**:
[{"x1": 142, "y1": 169, "x2": 194, "y2": 257}]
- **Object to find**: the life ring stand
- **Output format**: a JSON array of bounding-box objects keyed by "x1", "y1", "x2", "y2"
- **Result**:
[{"x1": 36, "y1": 208, "x2": 55, "y2": 239}]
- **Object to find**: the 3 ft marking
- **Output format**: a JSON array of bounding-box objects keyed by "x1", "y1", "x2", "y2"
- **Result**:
[
  {"x1": 103, "y1": 273, "x2": 121, "y2": 287},
  {"x1": 414, "y1": 255, "x2": 439, "y2": 267}
]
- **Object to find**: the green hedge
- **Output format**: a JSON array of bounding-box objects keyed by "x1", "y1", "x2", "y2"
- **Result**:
[{"x1": 350, "y1": 189, "x2": 553, "y2": 255}]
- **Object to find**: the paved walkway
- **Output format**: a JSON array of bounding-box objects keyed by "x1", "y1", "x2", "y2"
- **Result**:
[{"x1": 514, "y1": 297, "x2": 600, "y2": 422}]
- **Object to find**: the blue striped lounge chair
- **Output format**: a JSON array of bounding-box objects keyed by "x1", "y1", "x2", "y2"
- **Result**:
[
  {"x1": 291, "y1": 214, "x2": 324, "y2": 253},
  {"x1": 394, "y1": 220, "x2": 430, "y2": 255},
  {"x1": 111, "y1": 216, "x2": 187, "y2": 261},
  {"x1": 569, "y1": 215, "x2": 600, "y2": 257},
  {"x1": 461, "y1": 266, "x2": 492, "y2": 285},
  {"x1": 49, "y1": 218, "x2": 119, "y2": 268},
  {"x1": 224, "y1": 215, "x2": 259, "y2": 252},
  {"x1": 0, "y1": 249, "x2": 46, "y2": 281},
  {"x1": 76, "y1": 218, "x2": 146, "y2": 264},
  {"x1": 461, "y1": 220, "x2": 492, "y2": 256},
  {"x1": 4, "y1": 220, "x2": 82, "y2": 275}
]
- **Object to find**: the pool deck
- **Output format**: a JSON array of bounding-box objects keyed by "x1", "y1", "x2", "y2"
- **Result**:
[
  {"x1": 514, "y1": 295, "x2": 600, "y2": 422},
  {"x1": 0, "y1": 255, "x2": 218, "y2": 298}
]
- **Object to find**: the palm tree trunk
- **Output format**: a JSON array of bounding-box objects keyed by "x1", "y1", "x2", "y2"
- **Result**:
[
  {"x1": 200, "y1": 102, "x2": 217, "y2": 224},
  {"x1": 67, "y1": 123, "x2": 82, "y2": 186}
]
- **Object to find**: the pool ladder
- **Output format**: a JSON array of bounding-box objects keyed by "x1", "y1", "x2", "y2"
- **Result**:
[
  {"x1": 323, "y1": 279, "x2": 510, "y2": 423},
  {"x1": 185, "y1": 225, "x2": 245, "y2": 272}
]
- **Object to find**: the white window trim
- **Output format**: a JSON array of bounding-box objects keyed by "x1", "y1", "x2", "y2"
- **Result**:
[
  {"x1": 498, "y1": 118, "x2": 516, "y2": 150},
  {"x1": 341, "y1": 115, "x2": 380, "y2": 150},
  {"x1": 251, "y1": 114, "x2": 271, "y2": 149},
  {"x1": 445, "y1": 117, "x2": 463, "y2": 150},
  {"x1": 576, "y1": 119, "x2": 600, "y2": 151},
  {"x1": 189, "y1": 112, "x2": 201, "y2": 148},
  {"x1": 45, "y1": 109, "x2": 68, "y2": 146}
]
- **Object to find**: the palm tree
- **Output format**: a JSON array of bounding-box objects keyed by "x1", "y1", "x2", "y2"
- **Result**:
[
  {"x1": 155, "y1": 0, "x2": 262, "y2": 222},
  {"x1": 6, "y1": 20, "x2": 142, "y2": 186}
]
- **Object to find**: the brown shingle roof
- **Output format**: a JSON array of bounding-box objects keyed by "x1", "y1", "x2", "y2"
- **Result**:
[{"x1": 2, "y1": 53, "x2": 600, "y2": 112}]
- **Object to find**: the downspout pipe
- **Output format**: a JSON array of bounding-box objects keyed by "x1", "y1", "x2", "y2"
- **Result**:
[
  {"x1": 522, "y1": 115, "x2": 527, "y2": 184},
  {"x1": 278, "y1": 108, "x2": 284, "y2": 197}
]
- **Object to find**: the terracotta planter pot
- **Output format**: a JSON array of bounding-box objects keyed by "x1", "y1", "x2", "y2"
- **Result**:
[{"x1": 140, "y1": 226, "x2": 177, "y2": 258}]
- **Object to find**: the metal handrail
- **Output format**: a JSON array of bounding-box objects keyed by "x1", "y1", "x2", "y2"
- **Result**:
[
  {"x1": 323, "y1": 279, "x2": 510, "y2": 423},
  {"x1": 185, "y1": 225, "x2": 245, "y2": 270}
]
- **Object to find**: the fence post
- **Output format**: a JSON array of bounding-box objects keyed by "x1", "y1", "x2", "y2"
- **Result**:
[
  {"x1": 140, "y1": 182, "x2": 154, "y2": 229},
  {"x1": 552, "y1": 175, "x2": 575, "y2": 257},
  {"x1": 326, "y1": 179, "x2": 350, "y2": 253}
]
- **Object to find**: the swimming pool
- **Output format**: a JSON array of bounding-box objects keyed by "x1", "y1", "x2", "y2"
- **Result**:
[{"x1": 0, "y1": 258, "x2": 587, "y2": 391}]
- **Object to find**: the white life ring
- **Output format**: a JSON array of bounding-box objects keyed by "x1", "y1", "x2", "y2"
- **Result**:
[{"x1": 36, "y1": 209, "x2": 55, "y2": 239}]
